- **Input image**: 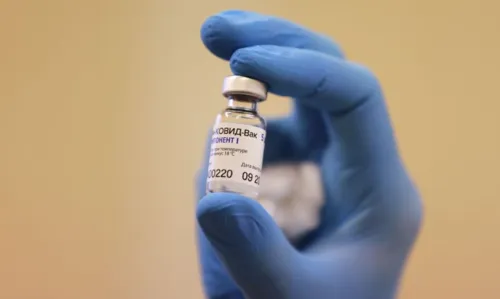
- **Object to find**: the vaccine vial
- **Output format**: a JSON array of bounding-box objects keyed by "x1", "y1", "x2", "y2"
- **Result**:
[{"x1": 206, "y1": 75, "x2": 267, "y2": 199}]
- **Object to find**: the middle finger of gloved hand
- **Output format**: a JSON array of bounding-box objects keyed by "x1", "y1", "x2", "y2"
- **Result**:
[{"x1": 230, "y1": 45, "x2": 398, "y2": 167}]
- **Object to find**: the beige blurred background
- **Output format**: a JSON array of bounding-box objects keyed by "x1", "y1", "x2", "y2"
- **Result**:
[{"x1": 1, "y1": 0, "x2": 499, "y2": 298}]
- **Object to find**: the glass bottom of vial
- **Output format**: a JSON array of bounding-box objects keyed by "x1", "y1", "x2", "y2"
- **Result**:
[{"x1": 207, "y1": 180, "x2": 259, "y2": 200}]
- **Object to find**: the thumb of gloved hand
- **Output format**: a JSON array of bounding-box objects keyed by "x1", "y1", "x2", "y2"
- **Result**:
[{"x1": 197, "y1": 193, "x2": 301, "y2": 298}]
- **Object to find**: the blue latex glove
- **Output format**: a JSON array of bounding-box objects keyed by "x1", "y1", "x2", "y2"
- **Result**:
[{"x1": 195, "y1": 10, "x2": 423, "y2": 299}]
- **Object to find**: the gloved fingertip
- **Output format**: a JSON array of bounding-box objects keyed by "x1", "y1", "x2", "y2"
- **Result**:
[
  {"x1": 200, "y1": 15, "x2": 238, "y2": 60},
  {"x1": 230, "y1": 46, "x2": 280, "y2": 84},
  {"x1": 197, "y1": 192, "x2": 243, "y2": 220},
  {"x1": 198, "y1": 193, "x2": 301, "y2": 298},
  {"x1": 230, "y1": 45, "x2": 281, "y2": 73},
  {"x1": 230, "y1": 46, "x2": 312, "y2": 98},
  {"x1": 229, "y1": 47, "x2": 254, "y2": 72},
  {"x1": 197, "y1": 193, "x2": 271, "y2": 248}
]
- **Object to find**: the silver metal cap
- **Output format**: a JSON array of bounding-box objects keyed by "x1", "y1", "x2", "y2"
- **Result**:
[{"x1": 222, "y1": 75, "x2": 267, "y2": 101}]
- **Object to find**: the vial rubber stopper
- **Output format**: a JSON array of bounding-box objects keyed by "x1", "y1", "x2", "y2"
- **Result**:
[{"x1": 222, "y1": 75, "x2": 267, "y2": 101}]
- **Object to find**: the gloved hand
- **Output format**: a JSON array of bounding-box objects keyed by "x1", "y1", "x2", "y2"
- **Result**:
[{"x1": 195, "y1": 10, "x2": 423, "y2": 299}]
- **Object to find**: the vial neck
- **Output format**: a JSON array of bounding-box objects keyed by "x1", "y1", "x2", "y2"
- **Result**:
[{"x1": 227, "y1": 95, "x2": 258, "y2": 112}]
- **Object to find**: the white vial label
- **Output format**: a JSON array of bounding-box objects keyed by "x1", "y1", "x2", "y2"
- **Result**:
[{"x1": 207, "y1": 122, "x2": 266, "y2": 189}]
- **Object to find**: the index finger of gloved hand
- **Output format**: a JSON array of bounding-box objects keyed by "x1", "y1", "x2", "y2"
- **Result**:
[
  {"x1": 200, "y1": 10, "x2": 344, "y2": 60},
  {"x1": 230, "y1": 45, "x2": 399, "y2": 166}
]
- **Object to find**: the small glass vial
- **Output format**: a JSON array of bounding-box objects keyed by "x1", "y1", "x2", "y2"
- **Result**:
[{"x1": 206, "y1": 75, "x2": 267, "y2": 199}]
